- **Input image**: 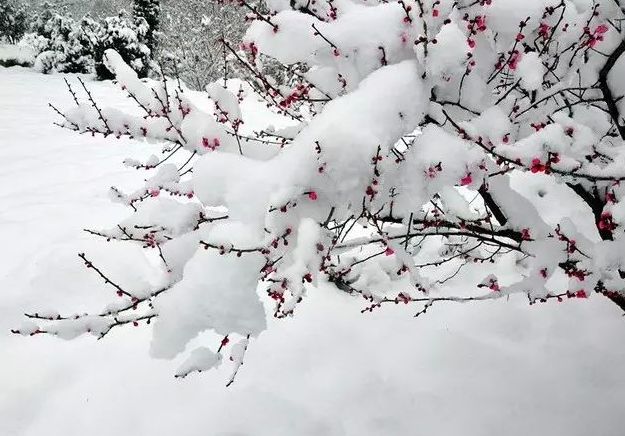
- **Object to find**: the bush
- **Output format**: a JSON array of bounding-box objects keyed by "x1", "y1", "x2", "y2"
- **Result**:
[
  {"x1": 0, "y1": 41, "x2": 34, "y2": 66},
  {"x1": 23, "y1": 6, "x2": 151, "y2": 80},
  {"x1": 26, "y1": 12, "x2": 99, "y2": 74}
]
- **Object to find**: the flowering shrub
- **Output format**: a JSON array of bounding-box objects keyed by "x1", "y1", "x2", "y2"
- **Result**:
[{"x1": 16, "y1": 0, "x2": 625, "y2": 381}]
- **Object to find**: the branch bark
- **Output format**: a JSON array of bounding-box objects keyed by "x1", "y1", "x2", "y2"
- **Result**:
[
  {"x1": 567, "y1": 183, "x2": 625, "y2": 313},
  {"x1": 479, "y1": 185, "x2": 508, "y2": 226},
  {"x1": 598, "y1": 38, "x2": 625, "y2": 139}
]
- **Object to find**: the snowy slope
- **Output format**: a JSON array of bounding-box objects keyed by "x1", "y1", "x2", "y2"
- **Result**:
[{"x1": 1, "y1": 66, "x2": 625, "y2": 436}]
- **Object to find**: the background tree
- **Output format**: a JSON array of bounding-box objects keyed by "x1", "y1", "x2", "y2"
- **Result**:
[
  {"x1": 16, "y1": 0, "x2": 625, "y2": 382},
  {"x1": 29, "y1": 1, "x2": 55, "y2": 36},
  {"x1": 158, "y1": 0, "x2": 245, "y2": 89},
  {"x1": 0, "y1": 0, "x2": 28, "y2": 43},
  {"x1": 132, "y1": 0, "x2": 159, "y2": 53},
  {"x1": 24, "y1": 0, "x2": 130, "y2": 17},
  {"x1": 94, "y1": 10, "x2": 150, "y2": 79}
]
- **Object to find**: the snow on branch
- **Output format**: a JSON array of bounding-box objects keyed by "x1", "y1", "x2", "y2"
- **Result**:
[{"x1": 17, "y1": 0, "x2": 625, "y2": 383}]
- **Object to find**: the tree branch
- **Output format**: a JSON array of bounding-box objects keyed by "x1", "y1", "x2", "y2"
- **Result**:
[{"x1": 598, "y1": 38, "x2": 625, "y2": 139}]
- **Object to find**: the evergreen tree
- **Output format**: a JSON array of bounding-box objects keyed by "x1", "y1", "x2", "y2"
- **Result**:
[
  {"x1": 0, "y1": 0, "x2": 28, "y2": 43},
  {"x1": 132, "y1": 0, "x2": 159, "y2": 53},
  {"x1": 94, "y1": 10, "x2": 150, "y2": 80},
  {"x1": 61, "y1": 14, "x2": 100, "y2": 73},
  {"x1": 30, "y1": 1, "x2": 57, "y2": 37}
]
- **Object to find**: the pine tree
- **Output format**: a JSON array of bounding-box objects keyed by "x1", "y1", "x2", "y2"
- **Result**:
[
  {"x1": 61, "y1": 14, "x2": 100, "y2": 73},
  {"x1": 30, "y1": 1, "x2": 57, "y2": 37},
  {"x1": 0, "y1": 0, "x2": 28, "y2": 43},
  {"x1": 132, "y1": 0, "x2": 159, "y2": 54},
  {"x1": 94, "y1": 10, "x2": 150, "y2": 80}
]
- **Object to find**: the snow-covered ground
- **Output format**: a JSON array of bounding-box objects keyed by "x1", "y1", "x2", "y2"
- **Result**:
[{"x1": 2, "y1": 66, "x2": 625, "y2": 436}]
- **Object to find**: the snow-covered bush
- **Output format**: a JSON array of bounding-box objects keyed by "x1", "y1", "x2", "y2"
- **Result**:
[
  {"x1": 17, "y1": 0, "x2": 625, "y2": 381},
  {"x1": 94, "y1": 10, "x2": 150, "y2": 80},
  {"x1": 0, "y1": 0, "x2": 28, "y2": 43},
  {"x1": 132, "y1": 0, "x2": 160, "y2": 53},
  {"x1": 24, "y1": 4, "x2": 151, "y2": 78},
  {"x1": 24, "y1": 12, "x2": 99, "y2": 74},
  {"x1": 0, "y1": 41, "x2": 34, "y2": 66}
]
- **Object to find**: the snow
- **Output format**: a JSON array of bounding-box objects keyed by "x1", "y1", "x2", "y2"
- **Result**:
[
  {"x1": 2, "y1": 65, "x2": 625, "y2": 435},
  {"x1": 245, "y1": 2, "x2": 415, "y2": 91},
  {"x1": 174, "y1": 346, "x2": 222, "y2": 379},
  {"x1": 150, "y1": 231, "x2": 267, "y2": 359},
  {"x1": 427, "y1": 21, "x2": 469, "y2": 77},
  {"x1": 516, "y1": 51, "x2": 544, "y2": 91}
]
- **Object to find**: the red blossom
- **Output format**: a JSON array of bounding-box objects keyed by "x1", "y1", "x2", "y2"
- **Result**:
[
  {"x1": 595, "y1": 24, "x2": 609, "y2": 34},
  {"x1": 460, "y1": 173, "x2": 473, "y2": 186},
  {"x1": 598, "y1": 211, "x2": 616, "y2": 231},
  {"x1": 508, "y1": 51, "x2": 521, "y2": 70},
  {"x1": 475, "y1": 15, "x2": 486, "y2": 31},
  {"x1": 398, "y1": 293, "x2": 411, "y2": 304},
  {"x1": 530, "y1": 158, "x2": 546, "y2": 173}
]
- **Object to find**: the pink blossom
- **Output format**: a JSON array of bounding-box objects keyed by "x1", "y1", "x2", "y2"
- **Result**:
[
  {"x1": 595, "y1": 24, "x2": 609, "y2": 34},
  {"x1": 460, "y1": 173, "x2": 473, "y2": 186}
]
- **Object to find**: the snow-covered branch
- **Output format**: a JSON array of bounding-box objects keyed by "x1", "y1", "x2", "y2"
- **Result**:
[{"x1": 18, "y1": 0, "x2": 625, "y2": 383}]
